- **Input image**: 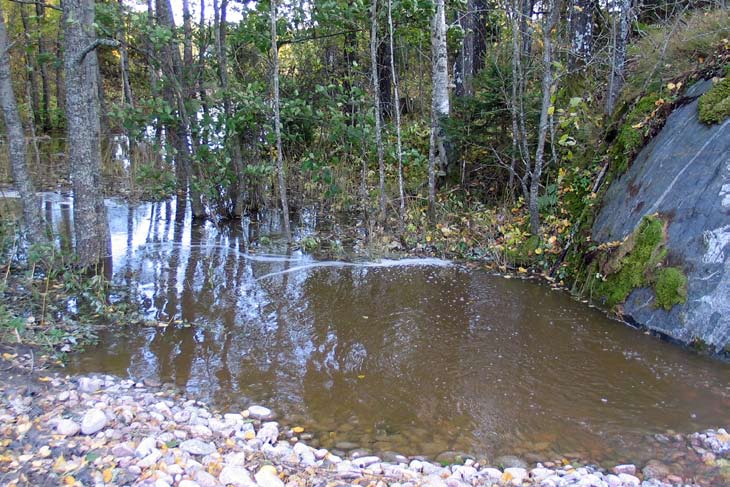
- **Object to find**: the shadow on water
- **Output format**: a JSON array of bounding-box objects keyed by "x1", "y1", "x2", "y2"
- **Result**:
[{"x1": 16, "y1": 193, "x2": 730, "y2": 469}]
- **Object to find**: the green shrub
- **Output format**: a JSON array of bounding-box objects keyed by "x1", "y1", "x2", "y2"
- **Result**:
[{"x1": 698, "y1": 76, "x2": 730, "y2": 125}]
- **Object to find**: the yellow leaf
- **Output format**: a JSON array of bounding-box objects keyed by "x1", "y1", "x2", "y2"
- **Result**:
[
  {"x1": 63, "y1": 476, "x2": 75, "y2": 486},
  {"x1": 259, "y1": 465, "x2": 278, "y2": 476},
  {"x1": 357, "y1": 375, "x2": 365, "y2": 379},
  {"x1": 292, "y1": 426, "x2": 304, "y2": 434},
  {"x1": 501, "y1": 472, "x2": 513, "y2": 482},
  {"x1": 667, "y1": 82, "x2": 676, "y2": 91},
  {"x1": 103, "y1": 468, "x2": 113, "y2": 483},
  {"x1": 655, "y1": 98, "x2": 665, "y2": 106},
  {"x1": 631, "y1": 122, "x2": 644, "y2": 129},
  {"x1": 518, "y1": 267, "x2": 527, "y2": 274},
  {"x1": 1, "y1": 353, "x2": 17, "y2": 360},
  {"x1": 53, "y1": 455, "x2": 67, "y2": 472},
  {"x1": 547, "y1": 106, "x2": 555, "y2": 116},
  {"x1": 243, "y1": 430, "x2": 255, "y2": 440},
  {"x1": 534, "y1": 248, "x2": 543, "y2": 255}
]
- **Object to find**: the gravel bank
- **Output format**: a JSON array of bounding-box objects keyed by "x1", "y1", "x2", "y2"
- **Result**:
[{"x1": 0, "y1": 374, "x2": 728, "y2": 487}]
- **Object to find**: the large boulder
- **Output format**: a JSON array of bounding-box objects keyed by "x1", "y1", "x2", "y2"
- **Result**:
[{"x1": 593, "y1": 80, "x2": 730, "y2": 351}]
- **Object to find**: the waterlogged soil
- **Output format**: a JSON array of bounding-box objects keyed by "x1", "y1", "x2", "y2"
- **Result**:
[{"x1": 25, "y1": 197, "x2": 730, "y2": 471}]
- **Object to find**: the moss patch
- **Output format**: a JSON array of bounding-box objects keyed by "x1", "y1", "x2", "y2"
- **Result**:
[
  {"x1": 654, "y1": 267, "x2": 688, "y2": 310},
  {"x1": 698, "y1": 75, "x2": 730, "y2": 125},
  {"x1": 592, "y1": 215, "x2": 689, "y2": 311},
  {"x1": 594, "y1": 216, "x2": 666, "y2": 307},
  {"x1": 609, "y1": 93, "x2": 662, "y2": 176}
]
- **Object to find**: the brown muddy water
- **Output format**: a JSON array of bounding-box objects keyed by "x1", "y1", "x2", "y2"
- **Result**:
[{"x1": 10, "y1": 195, "x2": 730, "y2": 468}]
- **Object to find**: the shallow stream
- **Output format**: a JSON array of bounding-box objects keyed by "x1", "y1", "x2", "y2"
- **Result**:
[{"x1": 20, "y1": 195, "x2": 730, "y2": 470}]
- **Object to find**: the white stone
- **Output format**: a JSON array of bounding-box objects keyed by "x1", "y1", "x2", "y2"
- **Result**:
[
  {"x1": 577, "y1": 474, "x2": 603, "y2": 486},
  {"x1": 135, "y1": 437, "x2": 157, "y2": 457},
  {"x1": 257, "y1": 422, "x2": 279, "y2": 445},
  {"x1": 254, "y1": 470, "x2": 284, "y2": 487},
  {"x1": 56, "y1": 419, "x2": 80, "y2": 436},
  {"x1": 219, "y1": 465, "x2": 255, "y2": 487},
  {"x1": 137, "y1": 450, "x2": 162, "y2": 468},
  {"x1": 178, "y1": 481, "x2": 200, "y2": 487},
  {"x1": 352, "y1": 456, "x2": 381, "y2": 468},
  {"x1": 81, "y1": 409, "x2": 108, "y2": 435},
  {"x1": 79, "y1": 377, "x2": 103, "y2": 393},
  {"x1": 247, "y1": 406, "x2": 272, "y2": 420},
  {"x1": 504, "y1": 467, "x2": 527, "y2": 485}
]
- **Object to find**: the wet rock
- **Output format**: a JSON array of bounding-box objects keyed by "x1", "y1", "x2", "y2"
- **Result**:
[
  {"x1": 495, "y1": 455, "x2": 528, "y2": 469},
  {"x1": 180, "y1": 439, "x2": 216, "y2": 456},
  {"x1": 81, "y1": 408, "x2": 108, "y2": 435},
  {"x1": 435, "y1": 451, "x2": 467, "y2": 465},
  {"x1": 247, "y1": 405, "x2": 273, "y2": 420},
  {"x1": 219, "y1": 465, "x2": 255, "y2": 487},
  {"x1": 612, "y1": 464, "x2": 636, "y2": 475},
  {"x1": 642, "y1": 460, "x2": 671, "y2": 479},
  {"x1": 56, "y1": 419, "x2": 80, "y2": 436}
]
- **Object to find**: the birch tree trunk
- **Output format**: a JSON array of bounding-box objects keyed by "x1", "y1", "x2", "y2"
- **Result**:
[
  {"x1": 271, "y1": 0, "x2": 291, "y2": 239},
  {"x1": 63, "y1": 0, "x2": 111, "y2": 268},
  {"x1": 428, "y1": 0, "x2": 449, "y2": 216},
  {"x1": 0, "y1": 4, "x2": 45, "y2": 244},
  {"x1": 528, "y1": 0, "x2": 561, "y2": 235},
  {"x1": 454, "y1": 0, "x2": 474, "y2": 97},
  {"x1": 370, "y1": 0, "x2": 386, "y2": 223},
  {"x1": 606, "y1": 0, "x2": 631, "y2": 116},
  {"x1": 387, "y1": 0, "x2": 404, "y2": 230}
]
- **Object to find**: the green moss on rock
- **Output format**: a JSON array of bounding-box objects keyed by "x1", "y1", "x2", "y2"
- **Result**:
[
  {"x1": 594, "y1": 216, "x2": 666, "y2": 307},
  {"x1": 654, "y1": 267, "x2": 688, "y2": 310},
  {"x1": 698, "y1": 76, "x2": 730, "y2": 125},
  {"x1": 610, "y1": 94, "x2": 661, "y2": 175}
]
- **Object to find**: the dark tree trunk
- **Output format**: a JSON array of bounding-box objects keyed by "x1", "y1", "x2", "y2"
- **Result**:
[
  {"x1": 455, "y1": 0, "x2": 475, "y2": 97},
  {"x1": 472, "y1": 0, "x2": 489, "y2": 73},
  {"x1": 377, "y1": 36, "x2": 392, "y2": 120},
  {"x1": 0, "y1": 4, "x2": 45, "y2": 243},
  {"x1": 568, "y1": 0, "x2": 594, "y2": 71},
  {"x1": 35, "y1": 2, "x2": 52, "y2": 131},
  {"x1": 62, "y1": 0, "x2": 111, "y2": 268},
  {"x1": 342, "y1": 11, "x2": 358, "y2": 123}
]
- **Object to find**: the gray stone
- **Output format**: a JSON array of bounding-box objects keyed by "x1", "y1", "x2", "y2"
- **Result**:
[
  {"x1": 495, "y1": 455, "x2": 528, "y2": 469},
  {"x1": 257, "y1": 422, "x2": 279, "y2": 445},
  {"x1": 195, "y1": 470, "x2": 221, "y2": 487},
  {"x1": 111, "y1": 443, "x2": 136, "y2": 457},
  {"x1": 352, "y1": 456, "x2": 381, "y2": 468},
  {"x1": 81, "y1": 409, "x2": 108, "y2": 435},
  {"x1": 592, "y1": 79, "x2": 730, "y2": 350},
  {"x1": 612, "y1": 464, "x2": 636, "y2": 476},
  {"x1": 180, "y1": 439, "x2": 216, "y2": 456},
  {"x1": 56, "y1": 419, "x2": 80, "y2": 436},
  {"x1": 618, "y1": 473, "x2": 640, "y2": 486},
  {"x1": 641, "y1": 460, "x2": 671, "y2": 480},
  {"x1": 137, "y1": 450, "x2": 162, "y2": 468},
  {"x1": 219, "y1": 465, "x2": 255, "y2": 487}
]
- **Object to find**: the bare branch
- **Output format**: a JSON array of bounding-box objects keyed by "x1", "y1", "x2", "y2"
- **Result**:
[{"x1": 75, "y1": 38, "x2": 119, "y2": 64}]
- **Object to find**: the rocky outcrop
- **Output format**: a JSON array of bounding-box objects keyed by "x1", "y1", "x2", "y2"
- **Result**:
[{"x1": 593, "y1": 80, "x2": 730, "y2": 351}]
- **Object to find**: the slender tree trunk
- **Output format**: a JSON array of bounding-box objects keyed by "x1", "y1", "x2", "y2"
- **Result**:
[
  {"x1": 472, "y1": 0, "x2": 489, "y2": 73},
  {"x1": 428, "y1": 0, "x2": 449, "y2": 216},
  {"x1": 0, "y1": 4, "x2": 45, "y2": 243},
  {"x1": 387, "y1": 0, "x2": 405, "y2": 231},
  {"x1": 19, "y1": 5, "x2": 41, "y2": 130},
  {"x1": 35, "y1": 2, "x2": 51, "y2": 131},
  {"x1": 370, "y1": 0, "x2": 386, "y2": 223},
  {"x1": 271, "y1": 0, "x2": 290, "y2": 239},
  {"x1": 55, "y1": 27, "x2": 65, "y2": 124},
  {"x1": 63, "y1": 0, "x2": 112, "y2": 268},
  {"x1": 529, "y1": 0, "x2": 561, "y2": 235},
  {"x1": 214, "y1": 0, "x2": 245, "y2": 218},
  {"x1": 606, "y1": 0, "x2": 631, "y2": 115},
  {"x1": 118, "y1": 0, "x2": 134, "y2": 109}
]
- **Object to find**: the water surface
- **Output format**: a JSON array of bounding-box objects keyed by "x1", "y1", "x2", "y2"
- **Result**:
[{"x1": 48, "y1": 198, "x2": 730, "y2": 467}]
